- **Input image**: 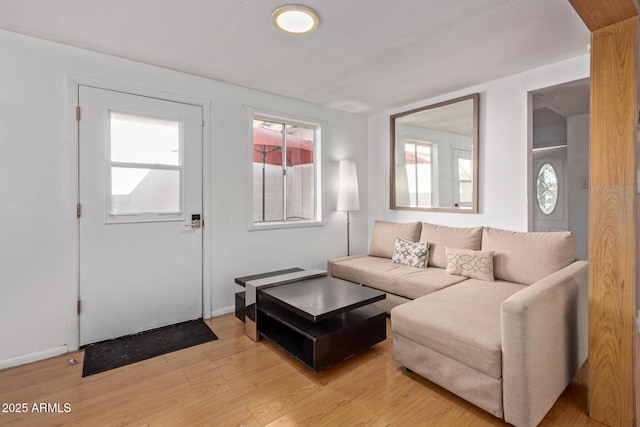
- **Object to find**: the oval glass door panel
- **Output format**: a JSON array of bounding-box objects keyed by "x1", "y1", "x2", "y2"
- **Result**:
[{"x1": 536, "y1": 163, "x2": 558, "y2": 215}]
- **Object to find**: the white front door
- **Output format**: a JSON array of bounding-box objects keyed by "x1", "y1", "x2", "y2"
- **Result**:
[
  {"x1": 78, "y1": 85, "x2": 203, "y2": 345},
  {"x1": 533, "y1": 150, "x2": 567, "y2": 232}
]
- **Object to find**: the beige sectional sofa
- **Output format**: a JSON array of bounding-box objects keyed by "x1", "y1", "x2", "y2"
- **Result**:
[{"x1": 327, "y1": 221, "x2": 588, "y2": 427}]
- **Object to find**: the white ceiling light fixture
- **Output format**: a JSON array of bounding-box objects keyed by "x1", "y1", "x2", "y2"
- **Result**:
[{"x1": 271, "y1": 5, "x2": 320, "y2": 35}]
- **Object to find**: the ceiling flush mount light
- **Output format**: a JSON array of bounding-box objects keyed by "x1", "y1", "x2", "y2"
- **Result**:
[{"x1": 271, "y1": 5, "x2": 320, "y2": 35}]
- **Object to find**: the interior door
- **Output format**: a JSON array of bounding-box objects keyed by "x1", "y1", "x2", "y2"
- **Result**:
[{"x1": 78, "y1": 85, "x2": 203, "y2": 345}]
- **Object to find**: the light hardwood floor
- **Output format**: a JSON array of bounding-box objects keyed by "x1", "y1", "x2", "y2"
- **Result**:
[{"x1": 0, "y1": 314, "x2": 604, "y2": 426}]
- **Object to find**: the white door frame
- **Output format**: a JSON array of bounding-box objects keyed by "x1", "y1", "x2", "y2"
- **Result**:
[{"x1": 65, "y1": 74, "x2": 212, "y2": 351}]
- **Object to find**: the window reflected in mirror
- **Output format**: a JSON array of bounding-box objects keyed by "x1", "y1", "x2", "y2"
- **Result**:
[{"x1": 391, "y1": 93, "x2": 478, "y2": 213}]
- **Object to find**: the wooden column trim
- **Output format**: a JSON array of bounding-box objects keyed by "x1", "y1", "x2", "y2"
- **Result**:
[
  {"x1": 589, "y1": 15, "x2": 637, "y2": 427},
  {"x1": 570, "y1": 1, "x2": 638, "y2": 425},
  {"x1": 590, "y1": 19, "x2": 637, "y2": 187},
  {"x1": 569, "y1": 0, "x2": 638, "y2": 31}
]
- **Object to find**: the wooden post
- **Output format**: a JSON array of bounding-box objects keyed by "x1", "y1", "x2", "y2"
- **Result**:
[{"x1": 569, "y1": 1, "x2": 638, "y2": 426}]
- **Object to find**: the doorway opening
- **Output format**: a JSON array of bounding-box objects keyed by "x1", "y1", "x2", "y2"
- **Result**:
[{"x1": 529, "y1": 78, "x2": 590, "y2": 260}]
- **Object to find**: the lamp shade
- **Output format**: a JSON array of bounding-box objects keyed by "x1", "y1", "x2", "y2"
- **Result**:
[{"x1": 337, "y1": 160, "x2": 360, "y2": 211}]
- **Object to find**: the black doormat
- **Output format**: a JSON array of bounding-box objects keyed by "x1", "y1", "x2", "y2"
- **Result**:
[{"x1": 82, "y1": 319, "x2": 218, "y2": 377}]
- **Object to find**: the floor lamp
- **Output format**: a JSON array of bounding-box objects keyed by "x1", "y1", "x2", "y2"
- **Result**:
[{"x1": 336, "y1": 160, "x2": 360, "y2": 256}]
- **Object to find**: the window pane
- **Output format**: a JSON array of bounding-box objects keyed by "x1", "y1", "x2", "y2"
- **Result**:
[
  {"x1": 111, "y1": 167, "x2": 180, "y2": 214},
  {"x1": 285, "y1": 123, "x2": 315, "y2": 220},
  {"x1": 404, "y1": 164, "x2": 415, "y2": 205},
  {"x1": 453, "y1": 151, "x2": 473, "y2": 207},
  {"x1": 459, "y1": 181, "x2": 472, "y2": 204},
  {"x1": 404, "y1": 142, "x2": 431, "y2": 207},
  {"x1": 111, "y1": 112, "x2": 180, "y2": 166},
  {"x1": 253, "y1": 161, "x2": 284, "y2": 221},
  {"x1": 287, "y1": 163, "x2": 315, "y2": 220},
  {"x1": 253, "y1": 120, "x2": 284, "y2": 222},
  {"x1": 458, "y1": 158, "x2": 472, "y2": 181},
  {"x1": 536, "y1": 163, "x2": 558, "y2": 214},
  {"x1": 415, "y1": 144, "x2": 431, "y2": 207},
  {"x1": 253, "y1": 118, "x2": 316, "y2": 223}
]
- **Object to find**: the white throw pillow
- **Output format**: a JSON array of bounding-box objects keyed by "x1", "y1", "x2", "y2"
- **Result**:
[
  {"x1": 392, "y1": 238, "x2": 429, "y2": 269},
  {"x1": 445, "y1": 247, "x2": 495, "y2": 282}
]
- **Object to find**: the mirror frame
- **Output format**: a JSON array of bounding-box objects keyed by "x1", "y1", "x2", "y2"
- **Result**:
[{"x1": 390, "y1": 93, "x2": 479, "y2": 213}]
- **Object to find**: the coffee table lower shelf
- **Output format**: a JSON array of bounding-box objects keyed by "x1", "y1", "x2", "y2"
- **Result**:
[{"x1": 257, "y1": 297, "x2": 386, "y2": 372}]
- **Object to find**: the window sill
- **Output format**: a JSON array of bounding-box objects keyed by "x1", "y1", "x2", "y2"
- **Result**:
[{"x1": 249, "y1": 220, "x2": 324, "y2": 232}]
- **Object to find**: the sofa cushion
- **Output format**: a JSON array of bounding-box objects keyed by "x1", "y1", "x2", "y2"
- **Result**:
[
  {"x1": 331, "y1": 255, "x2": 467, "y2": 300},
  {"x1": 391, "y1": 279, "x2": 526, "y2": 379},
  {"x1": 392, "y1": 238, "x2": 429, "y2": 268},
  {"x1": 393, "y1": 334, "x2": 504, "y2": 418},
  {"x1": 445, "y1": 247, "x2": 495, "y2": 282},
  {"x1": 369, "y1": 221, "x2": 422, "y2": 258},
  {"x1": 419, "y1": 223, "x2": 483, "y2": 268},
  {"x1": 481, "y1": 227, "x2": 576, "y2": 285}
]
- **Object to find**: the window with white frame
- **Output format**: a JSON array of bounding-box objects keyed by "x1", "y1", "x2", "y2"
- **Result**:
[
  {"x1": 252, "y1": 114, "x2": 320, "y2": 226},
  {"x1": 109, "y1": 112, "x2": 183, "y2": 219}
]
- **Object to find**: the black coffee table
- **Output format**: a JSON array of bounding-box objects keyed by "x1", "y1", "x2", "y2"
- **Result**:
[{"x1": 236, "y1": 270, "x2": 386, "y2": 372}]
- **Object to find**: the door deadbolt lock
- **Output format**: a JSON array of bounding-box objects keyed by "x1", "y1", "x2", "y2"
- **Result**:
[{"x1": 185, "y1": 214, "x2": 201, "y2": 228}]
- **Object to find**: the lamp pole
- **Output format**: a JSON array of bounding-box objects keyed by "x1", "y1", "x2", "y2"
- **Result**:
[{"x1": 346, "y1": 210, "x2": 351, "y2": 256}]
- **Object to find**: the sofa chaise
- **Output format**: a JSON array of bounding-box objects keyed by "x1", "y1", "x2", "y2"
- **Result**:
[{"x1": 327, "y1": 221, "x2": 587, "y2": 427}]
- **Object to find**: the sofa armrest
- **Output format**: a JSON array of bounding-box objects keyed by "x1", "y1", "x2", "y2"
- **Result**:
[
  {"x1": 500, "y1": 260, "x2": 588, "y2": 427},
  {"x1": 327, "y1": 253, "x2": 368, "y2": 276}
]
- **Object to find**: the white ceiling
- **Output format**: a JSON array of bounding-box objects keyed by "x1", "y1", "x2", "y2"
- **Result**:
[{"x1": 0, "y1": 0, "x2": 590, "y2": 115}]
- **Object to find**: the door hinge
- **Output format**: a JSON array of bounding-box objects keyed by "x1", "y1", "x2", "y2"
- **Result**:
[
  {"x1": 77, "y1": 203, "x2": 81, "y2": 218},
  {"x1": 76, "y1": 106, "x2": 81, "y2": 121},
  {"x1": 77, "y1": 300, "x2": 81, "y2": 314}
]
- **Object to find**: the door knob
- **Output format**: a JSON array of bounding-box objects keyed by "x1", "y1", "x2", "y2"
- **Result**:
[{"x1": 185, "y1": 214, "x2": 201, "y2": 228}]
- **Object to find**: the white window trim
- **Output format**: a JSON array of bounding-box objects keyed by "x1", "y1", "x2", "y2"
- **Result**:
[{"x1": 247, "y1": 108, "x2": 323, "y2": 231}]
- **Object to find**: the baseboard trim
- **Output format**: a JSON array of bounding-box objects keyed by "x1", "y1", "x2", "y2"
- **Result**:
[
  {"x1": 1, "y1": 308, "x2": 236, "y2": 370},
  {"x1": 211, "y1": 306, "x2": 234, "y2": 317},
  {"x1": 0, "y1": 346, "x2": 68, "y2": 370}
]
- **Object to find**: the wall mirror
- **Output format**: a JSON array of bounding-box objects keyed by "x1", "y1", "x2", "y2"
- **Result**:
[{"x1": 390, "y1": 93, "x2": 479, "y2": 213}]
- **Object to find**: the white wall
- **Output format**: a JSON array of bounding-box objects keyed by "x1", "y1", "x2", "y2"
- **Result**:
[
  {"x1": 0, "y1": 29, "x2": 368, "y2": 367},
  {"x1": 367, "y1": 55, "x2": 590, "y2": 235},
  {"x1": 533, "y1": 121, "x2": 567, "y2": 149},
  {"x1": 0, "y1": 28, "x2": 590, "y2": 367}
]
